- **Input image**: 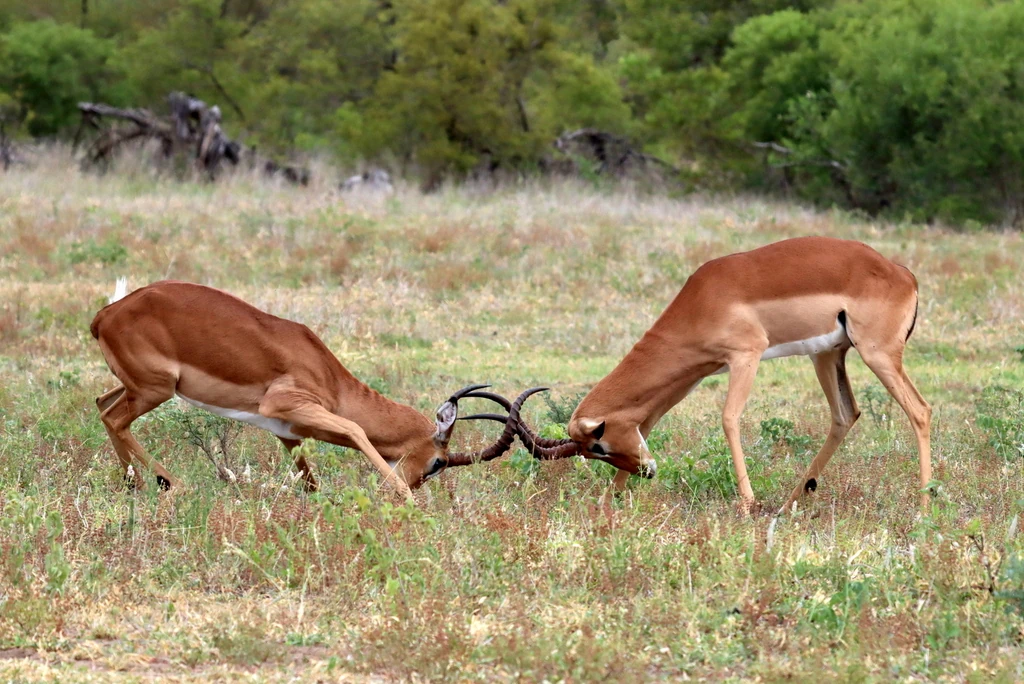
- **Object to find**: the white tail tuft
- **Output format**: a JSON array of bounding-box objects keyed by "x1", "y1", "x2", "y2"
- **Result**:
[{"x1": 109, "y1": 277, "x2": 128, "y2": 304}]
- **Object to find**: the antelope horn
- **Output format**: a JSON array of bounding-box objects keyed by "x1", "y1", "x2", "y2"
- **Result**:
[
  {"x1": 460, "y1": 389, "x2": 581, "y2": 460},
  {"x1": 457, "y1": 412, "x2": 508, "y2": 423},
  {"x1": 448, "y1": 383, "x2": 492, "y2": 401},
  {"x1": 445, "y1": 387, "x2": 549, "y2": 467}
]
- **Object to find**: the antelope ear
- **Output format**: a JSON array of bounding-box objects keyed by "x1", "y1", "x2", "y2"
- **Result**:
[
  {"x1": 578, "y1": 418, "x2": 605, "y2": 441},
  {"x1": 434, "y1": 400, "x2": 458, "y2": 448}
]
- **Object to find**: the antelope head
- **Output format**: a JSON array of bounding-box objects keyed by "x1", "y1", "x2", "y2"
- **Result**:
[{"x1": 566, "y1": 415, "x2": 657, "y2": 478}]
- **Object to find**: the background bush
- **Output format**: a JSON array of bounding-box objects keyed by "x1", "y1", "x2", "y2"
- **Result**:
[{"x1": 3, "y1": 0, "x2": 1024, "y2": 225}]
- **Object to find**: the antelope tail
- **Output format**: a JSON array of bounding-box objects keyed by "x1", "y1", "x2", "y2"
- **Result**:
[{"x1": 109, "y1": 276, "x2": 129, "y2": 304}]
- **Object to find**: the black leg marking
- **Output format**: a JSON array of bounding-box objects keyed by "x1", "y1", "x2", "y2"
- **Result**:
[
  {"x1": 906, "y1": 297, "x2": 918, "y2": 342},
  {"x1": 157, "y1": 475, "x2": 171, "y2": 490},
  {"x1": 835, "y1": 352, "x2": 858, "y2": 422},
  {"x1": 804, "y1": 478, "x2": 817, "y2": 493}
]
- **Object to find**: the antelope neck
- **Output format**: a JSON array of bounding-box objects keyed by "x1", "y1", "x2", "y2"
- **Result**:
[{"x1": 334, "y1": 381, "x2": 434, "y2": 455}]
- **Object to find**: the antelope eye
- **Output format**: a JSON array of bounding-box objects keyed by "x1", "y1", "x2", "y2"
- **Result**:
[{"x1": 589, "y1": 442, "x2": 608, "y2": 456}]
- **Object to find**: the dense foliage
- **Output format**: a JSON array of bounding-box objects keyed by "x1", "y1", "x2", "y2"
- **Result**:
[{"x1": 2, "y1": 0, "x2": 1024, "y2": 225}]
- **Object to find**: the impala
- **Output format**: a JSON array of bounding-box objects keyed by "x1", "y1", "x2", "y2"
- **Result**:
[
  {"x1": 505, "y1": 237, "x2": 932, "y2": 513},
  {"x1": 90, "y1": 279, "x2": 539, "y2": 499}
]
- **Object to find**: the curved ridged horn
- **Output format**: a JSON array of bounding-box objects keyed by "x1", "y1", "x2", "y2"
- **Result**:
[
  {"x1": 458, "y1": 389, "x2": 580, "y2": 461},
  {"x1": 445, "y1": 387, "x2": 549, "y2": 467}
]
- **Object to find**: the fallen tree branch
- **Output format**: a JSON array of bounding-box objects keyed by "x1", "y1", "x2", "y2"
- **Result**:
[
  {"x1": 751, "y1": 140, "x2": 857, "y2": 208},
  {"x1": 752, "y1": 140, "x2": 845, "y2": 170},
  {"x1": 77, "y1": 103, "x2": 166, "y2": 129},
  {"x1": 76, "y1": 92, "x2": 309, "y2": 184},
  {"x1": 77, "y1": 101, "x2": 175, "y2": 164},
  {"x1": 773, "y1": 159, "x2": 846, "y2": 170},
  {"x1": 752, "y1": 141, "x2": 793, "y2": 155},
  {"x1": 554, "y1": 128, "x2": 679, "y2": 178}
]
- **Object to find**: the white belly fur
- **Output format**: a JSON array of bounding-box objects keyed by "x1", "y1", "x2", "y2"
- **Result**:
[
  {"x1": 761, "y1": 319, "x2": 850, "y2": 361},
  {"x1": 176, "y1": 394, "x2": 302, "y2": 440},
  {"x1": 710, "y1": 319, "x2": 850, "y2": 375}
]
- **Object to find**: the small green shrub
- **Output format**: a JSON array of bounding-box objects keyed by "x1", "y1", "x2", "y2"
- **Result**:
[
  {"x1": 0, "y1": 20, "x2": 128, "y2": 136},
  {"x1": 66, "y1": 237, "x2": 128, "y2": 266},
  {"x1": 670, "y1": 432, "x2": 736, "y2": 499},
  {"x1": 975, "y1": 386, "x2": 1024, "y2": 460},
  {"x1": 862, "y1": 384, "x2": 895, "y2": 427},
  {"x1": 155, "y1": 404, "x2": 243, "y2": 482},
  {"x1": 504, "y1": 447, "x2": 542, "y2": 479},
  {"x1": 759, "y1": 417, "x2": 815, "y2": 456},
  {"x1": 0, "y1": 491, "x2": 70, "y2": 634},
  {"x1": 996, "y1": 554, "x2": 1024, "y2": 617},
  {"x1": 46, "y1": 369, "x2": 81, "y2": 390},
  {"x1": 543, "y1": 392, "x2": 586, "y2": 425},
  {"x1": 210, "y1": 625, "x2": 281, "y2": 665}
]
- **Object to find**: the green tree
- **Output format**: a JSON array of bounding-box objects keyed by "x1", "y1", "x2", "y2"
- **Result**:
[
  {"x1": 721, "y1": 9, "x2": 825, "y2": 145},
  {"x1": 117, "y1": 0, "x2": 249, "y2": 118},
  {"x1": 368, "y1": 0, "x2": 554, "y2": 177},
  {"x1": 777, "y1": 0, "x2": 1024, "y2": 223},
  {"x1": 238, "y1": 0, "x2": 394, "y2": 155},
  {"x1": 616, "y1": 0, "x2": 831, "y2": 168},
  {"x1": 527, "y1": 52, "x2": 633, "y2": 140},
  {"x1": 0, "y1": 20, "x2": 127, "y2": 136}
]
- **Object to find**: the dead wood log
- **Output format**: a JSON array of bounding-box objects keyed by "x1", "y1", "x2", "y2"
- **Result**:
[
  {"x1": 554, "y1": 128, "x2": 678, "y2": 179},
  {"x1": 168, "y1": 91, "x2": 206, "y2": 141},
  {"x1": 76, "y1": 102, "x2": 174, "y2": 164},
  {"x1": 76, "y1": 92, "x2": 308, "y2": 184},
  {"x1": 77, "y1": 102, "x2": 169, "y2": 133},
  {"x1": 263, "y1": 159, "x2": 310, "y2": 186},
  {"x1": 76, "y1": 92, "x2": 243, "y2": 177},
  {"x1": 340, "y1": 169, "x2": 392, "y2": 192}
]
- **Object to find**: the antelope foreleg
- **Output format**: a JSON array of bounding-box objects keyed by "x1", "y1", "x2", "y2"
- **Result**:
[
  {"x1": 99, "y1": 390, "x2": 178, "y2": 490},
  {"x1": 260, "y1": 391, "x2": 413, "y2": 502},
  {"x1": 722, "y1": 352, "x2": 762, "y2": 514}
]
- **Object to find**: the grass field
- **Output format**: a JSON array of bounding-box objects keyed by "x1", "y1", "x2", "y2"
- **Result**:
[{"x1": 1, "y1": 156, "x2": 1022, "y2": 681}]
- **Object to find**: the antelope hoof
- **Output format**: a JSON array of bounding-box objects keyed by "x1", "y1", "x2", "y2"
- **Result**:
[
  {"x1": 156, "y1": 475, "x2": 172, "y2": 491},
  {"x1": 804, "y1": 478, "x2": 817, "y2": 494}
]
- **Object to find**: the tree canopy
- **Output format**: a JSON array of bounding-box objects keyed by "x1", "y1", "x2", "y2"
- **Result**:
[{"x1": 3, "y1": 0, "x2": 1023, "y2": 225}]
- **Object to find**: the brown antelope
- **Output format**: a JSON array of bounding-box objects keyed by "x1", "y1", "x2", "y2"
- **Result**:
[
  {"x1": 90, "y1": 279, "x2": 539, "y2": 499},
  {"x1": 504, "y1": 237, "x2": 932, "y2": 513}
]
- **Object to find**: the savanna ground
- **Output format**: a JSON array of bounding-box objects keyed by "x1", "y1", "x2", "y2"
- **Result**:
[{"x1": 0, "y1": 152, "x2": 1022, "y2": 682}]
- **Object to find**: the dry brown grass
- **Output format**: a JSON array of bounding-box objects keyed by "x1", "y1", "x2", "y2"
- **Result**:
[{"x1": 0, "y1": 150, "x2": 1022, "y2": 681}]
